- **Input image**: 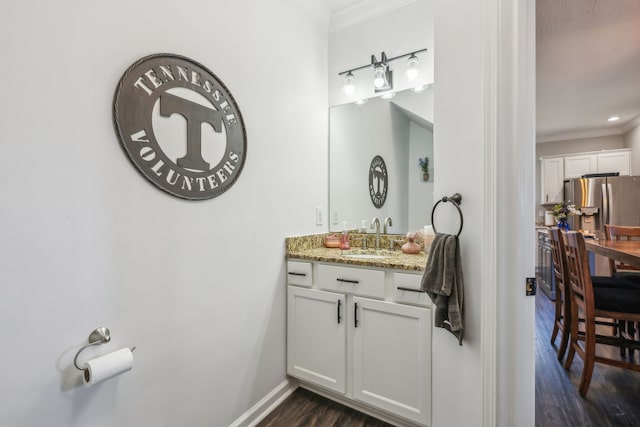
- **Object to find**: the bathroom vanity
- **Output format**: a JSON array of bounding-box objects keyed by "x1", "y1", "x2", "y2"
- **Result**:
[{"x1": 286, "y1": 234, "x2": 432, "y2": 427}]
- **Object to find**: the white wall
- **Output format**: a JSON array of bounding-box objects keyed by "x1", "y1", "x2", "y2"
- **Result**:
[
  {"x1": 0, "y1": 1, "x2": 327, "y2": 426},
  {"x1": 434, "y1": 0, "x2": 536, "y2": 425}
]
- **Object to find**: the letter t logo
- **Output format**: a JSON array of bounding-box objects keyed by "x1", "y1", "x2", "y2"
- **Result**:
[{"x1": 159, "y1": 92, "x2": 223, "y2": 171}]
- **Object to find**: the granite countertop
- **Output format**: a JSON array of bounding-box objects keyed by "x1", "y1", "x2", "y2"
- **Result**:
[{"x1": 286, "y1": 233, "x2": 428, "y2": 272}]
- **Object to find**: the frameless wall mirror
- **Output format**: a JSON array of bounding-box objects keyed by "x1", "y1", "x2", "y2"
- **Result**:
[{"x1": 329, "y1": 87, "x2": 434, "y2": 234}]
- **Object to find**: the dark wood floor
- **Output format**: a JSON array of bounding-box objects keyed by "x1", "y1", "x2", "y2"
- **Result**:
[
  {"x1": 257, "y1": 387, "x2": 393, "y2": 427},
  {"x1": 535, "y1": 291, "x2": 640, "y2": 427},
  {"x1": 261, "y1": 293, "x2": 640, "y2": 427}
]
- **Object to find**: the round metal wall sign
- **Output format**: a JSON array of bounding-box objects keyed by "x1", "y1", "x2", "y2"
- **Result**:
[
  {"x1": 368, "y1": 155, "x2": 388, "y2": 208},
  {"x1": 113, "y1": 53, "x2": 247, "y2": 200}
]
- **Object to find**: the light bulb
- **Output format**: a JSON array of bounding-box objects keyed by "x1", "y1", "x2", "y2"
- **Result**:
[
  {"x1": 373, "y1": 65, "x2": 387, "y2": 89},
  {"x1": 342, "y1": 72, "x2": 355, "y2": 96},
  {"x1": 405, "y1": 54, "x2": 419, "y2": 81}
]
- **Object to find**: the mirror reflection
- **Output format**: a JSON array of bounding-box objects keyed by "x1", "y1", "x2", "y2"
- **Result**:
[{"x1": 329, "y1": 87, "x2": 434, "y2": 234}]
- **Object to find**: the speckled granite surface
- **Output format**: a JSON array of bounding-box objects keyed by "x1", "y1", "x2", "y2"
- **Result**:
[{"x1": 286, "y1": 233, "x2": 428, "y2": 272}]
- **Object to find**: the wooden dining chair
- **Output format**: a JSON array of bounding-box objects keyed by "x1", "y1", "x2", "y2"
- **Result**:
[
  {"x1": 548, "y1": 228, "x2": 572, "y2": 361},
  {"x1": 563, "y1": 231, "x2": 640, "y2": 396}
]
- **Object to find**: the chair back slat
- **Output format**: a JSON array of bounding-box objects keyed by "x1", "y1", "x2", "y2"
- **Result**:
[
  {"x1": 549, "y1": 228, "x2": 567, "y2": 287},
  {"x1": 564, "y1": 231, "x2": 595, "y2": 315}
]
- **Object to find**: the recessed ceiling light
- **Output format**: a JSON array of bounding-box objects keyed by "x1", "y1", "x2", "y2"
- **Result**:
[{"x1": 608, "y1": 116, "x2": 620, "y2": 122}]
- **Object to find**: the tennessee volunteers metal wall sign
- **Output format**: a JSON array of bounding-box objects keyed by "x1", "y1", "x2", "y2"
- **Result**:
[
  {"x1": 113, "y1": 53, "x2": 247, "y2": 200},
  {"x1": 368, "y1": 155, "x2": 388, "y2": 208}
]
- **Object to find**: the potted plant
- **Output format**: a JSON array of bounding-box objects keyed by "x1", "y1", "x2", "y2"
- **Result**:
[
  {"x1": 419, "y1": 157, "x2": 429, "y2": 181},
  {"x1": 552, "y1": 202, "x2": 580, "y2": 231}
]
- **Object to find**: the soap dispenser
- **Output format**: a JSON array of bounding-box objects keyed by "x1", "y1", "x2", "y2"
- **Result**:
[{"x1": 340, "y1": 221, "x2": 350, "y2": 250}]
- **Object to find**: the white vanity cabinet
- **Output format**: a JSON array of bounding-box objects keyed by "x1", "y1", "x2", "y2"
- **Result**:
[
  {"x1": 286, "y1": 260, "x2": 432, "y2": 426},
  {"x1": 287, "y1": 286, "x2": 346, "y2": 393},
  {"x1": 351, "y1": 297, "x2": 431, "y2": 425}
]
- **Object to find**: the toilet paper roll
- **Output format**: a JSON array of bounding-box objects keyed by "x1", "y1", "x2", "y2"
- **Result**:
[{"x1": 83, "y1": 348, "x2": 133, "y2": 387}]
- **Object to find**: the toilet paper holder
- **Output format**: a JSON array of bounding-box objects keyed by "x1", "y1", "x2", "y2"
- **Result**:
[{"x1": 73, "y1": 327, "x2": 135, "y2": 371}]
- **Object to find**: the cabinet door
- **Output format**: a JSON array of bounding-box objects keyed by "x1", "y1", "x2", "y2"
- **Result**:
[
  {"x1": 597, "y1": 151, "x2": 631, "y2": 176},
  {"x1": 352, "y1": 297, "x2": 431, "y2": 426},
  {"x1": 564, "y1": 154, "x2": 597, "y2": 179},
  {"x1": 541, "y1": 158, "x2": 564, "y2": 203},
  {"x1": 287, "y1": 286, "x2": 346, "y2": 393}
]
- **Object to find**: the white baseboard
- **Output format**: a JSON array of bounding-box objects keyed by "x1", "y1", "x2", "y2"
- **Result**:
[{"x1": 229, "y1": 378, "x2": 299, "y2": 427}]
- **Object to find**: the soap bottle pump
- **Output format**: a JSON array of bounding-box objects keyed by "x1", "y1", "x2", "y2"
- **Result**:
[{"x1": 340, "y1": 221, "x2": 350, "y2": 250}]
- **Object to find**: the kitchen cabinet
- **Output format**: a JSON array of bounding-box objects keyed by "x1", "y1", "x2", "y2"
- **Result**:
[
  {"x1": 535, "y1": 230, "x2": 555, "y2": 300},
  {"x1": 541, "y1": 157, "x2": 564, "y2": 204},
  {"x1": 286, "y1": 261, "x2": 432, "y2": 426},
  {"x1": 564, "y1": 154, "x2": 597, "y2": 179},
  {"x1": 597, "y1": 151, "x2": 630, "y2": 176}
]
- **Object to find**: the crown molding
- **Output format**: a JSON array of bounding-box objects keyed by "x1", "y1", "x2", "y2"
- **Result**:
[
  {"x1": 329, "y1": 0, "x2": 415, "y2": 33},
  {"x1": 536, "y1": 127, "x2": 624, "y2": 144},
  {"x1": 622, "y1": 113, "x2": 640, "y2": 133}
]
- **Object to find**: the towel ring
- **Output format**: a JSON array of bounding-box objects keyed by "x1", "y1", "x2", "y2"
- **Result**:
[{"x1": 431, "y1": 193, "x2": 463, "y2": 237}]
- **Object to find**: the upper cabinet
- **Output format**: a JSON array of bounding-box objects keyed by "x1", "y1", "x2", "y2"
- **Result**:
[
  {"x1": 564, "y1": 150, "x2": 631, "y2": 178},
  {"x1": 564, "y1": 154, "x2": 597, "y2": 179},
  {"x1": 597, "y1": 150, "x2": 631, "y2": 176},
  {"x1": 541, "y1": 157, "x2": 564, "y2": 204},
  {"x1": 541, "y1": 149, "x2": 632, "y2": 204}
]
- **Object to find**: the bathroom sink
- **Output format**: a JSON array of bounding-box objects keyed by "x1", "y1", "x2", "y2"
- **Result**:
[
  {"x1": 342, "y1": 254, "x2": 390, "y2": 260},
  {"x1": 340, "y1": 249, "x2": 399, "y2": 260}
]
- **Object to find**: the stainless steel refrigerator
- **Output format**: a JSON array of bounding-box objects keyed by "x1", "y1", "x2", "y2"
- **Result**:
[{"x1": 564, "y1": 175, "x2": 640, "y2": 237}]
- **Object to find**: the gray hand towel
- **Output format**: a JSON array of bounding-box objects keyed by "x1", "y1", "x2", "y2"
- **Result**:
[{"x1": 421, "y1": 233, "x2": 464, "y2": 345}]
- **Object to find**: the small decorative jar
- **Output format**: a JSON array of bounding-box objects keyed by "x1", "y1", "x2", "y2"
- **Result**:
[{"x1": 401, "y1": 236, "x2": 422, "y2": 254}]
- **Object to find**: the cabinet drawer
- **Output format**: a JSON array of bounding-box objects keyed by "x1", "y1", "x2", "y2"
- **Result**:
[
  {"x1": 393, "y1": 272, "x2": 431, "y2": 306},
  {"x1": 317, "y1": 264, "x2": 384, "y2": 299},
  {"x1": 287, "y1": 260, "x2": 313, "y2": 287}
]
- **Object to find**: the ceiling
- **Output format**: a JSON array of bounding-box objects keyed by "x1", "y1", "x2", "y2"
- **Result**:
[{"x1": 323, "y1": 0, "x2": 640, "y2": 143}]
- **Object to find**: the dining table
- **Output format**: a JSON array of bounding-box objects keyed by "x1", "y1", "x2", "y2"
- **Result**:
[{"x1": 584, "y1": 239, "x2": 640, "y2": 270}]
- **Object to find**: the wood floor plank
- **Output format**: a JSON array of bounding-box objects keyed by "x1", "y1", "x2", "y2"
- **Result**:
[
  {"x1": 257, "y1": 387, "x2": 393, "y2": 427},
  {"x1": 535, "y1": 292, "x2": 640, "y2": 427}
]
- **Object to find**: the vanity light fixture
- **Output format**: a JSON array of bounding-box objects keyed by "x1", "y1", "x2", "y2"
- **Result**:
[
  {"x1": 608, "y1": 116, "x2": 620, "y2": 122},
  {"x1": 338, "y1": 48, "x2": 427, "y2": 96},
  {"x1": 372, "y1": 53, "x2": 392, "y2": 92},
  {"x1": 342, "y1": 72, "x2": 356, "y2": 96},
  {"x1": 405, "y1": 54, "x2": 419, "y2": 81}
]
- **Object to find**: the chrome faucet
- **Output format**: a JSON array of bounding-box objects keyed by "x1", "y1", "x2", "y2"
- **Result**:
[
  {"x1": 383, "y1": 217, "x2": 393, "y2": 234},
  {"x1": 371, "y1": 217, "x2": 381, "y2": 249}
]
